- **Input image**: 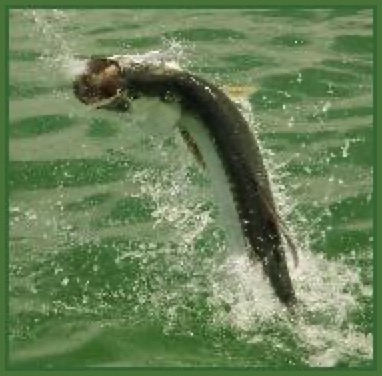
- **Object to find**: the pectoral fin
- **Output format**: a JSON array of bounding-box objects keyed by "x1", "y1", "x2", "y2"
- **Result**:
[{"x1": 178, "y1": 127, "x2": 206, "y2": 169}]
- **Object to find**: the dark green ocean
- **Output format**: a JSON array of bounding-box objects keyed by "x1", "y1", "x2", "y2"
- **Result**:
[{"x1": 8, "y1": 9, "x2": 373, "y2": 368}]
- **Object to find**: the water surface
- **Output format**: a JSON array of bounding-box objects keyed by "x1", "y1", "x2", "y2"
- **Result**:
[{"x1": 9, "y1": 8, "x2": 373, "y2": 368}]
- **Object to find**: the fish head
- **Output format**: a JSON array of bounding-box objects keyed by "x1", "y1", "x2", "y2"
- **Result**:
[{"x1": 73, "y1": 56, "x2": 130, "y2": 111}]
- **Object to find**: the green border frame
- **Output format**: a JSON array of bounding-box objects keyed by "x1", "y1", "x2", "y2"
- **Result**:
[{"x1": 1, "y1": 0, "x2": 379, "y2": 374}]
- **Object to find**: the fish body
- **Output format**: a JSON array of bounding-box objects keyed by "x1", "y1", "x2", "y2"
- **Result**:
[{"x1": 73, "y1": 59, "x2": 297, "y2": 307}]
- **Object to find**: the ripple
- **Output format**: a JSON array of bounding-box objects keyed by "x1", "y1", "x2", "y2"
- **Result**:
[
  {"x1": 307, "y1": 106, "x2": 372, "y2": 121},
  {"x1": 259, "y1": 67, "x2": 359, "y2": 100},
  {"x1": 84, "y1": 26, "x2": 119, "y2": 36},
  {"x1": 271, "y1": 34, "x2": 309, "y2": 48},
  {"x1": 222, "y1": 54, "x2": 272, "y2": 68},
  {"x1": 321, "y1": 59, "x2": 372, "y2": 76},
  {"x1": 320, "y1": 228, "x2": 372, "y2": 256},
  {"x1": 97, "y1": 36, "x2": 158, "y2": 48},
  {"x1": 332, "y1": 35, "x2": 373, "y2": 55},
  {"x1": 34, "y1": 238, "x2": 144, "y2": 307},
  {"x1": 323, "y1": 129, "x2": 372, "y2": 166},
  {"x1": 64, "y1": 193, "x2": 112, "y2": 211},
  {"x1": 9, "y1": 83, "x2": 52, "y2": 100},
  {"x1": 327, "y1": 194, "x2": 372, "y2": 223},
  {"x1": 242, "y1": 9, "x2": 323, "y2": 20},
  {"x1": 97, "y1": 196, "x2": 155, "y2": 226},
  {"x1": 10, "y1": 49, "x2": 41, "y2": 62},
  {"x1": 9, "y1": 159, "x2": 133, "y2": 190},
  {"x1": 164, "y1": 28, "x2": 246, "y2": 41},
  {"x1": 10, "y1": 115, "x2": 77, "y2": 139},
  {"x1": 87, "y1": 118, "x2": 119, "y2": 138},
  {"x1": 325, "y1": 9, "x2": 369, "y2": 20}
]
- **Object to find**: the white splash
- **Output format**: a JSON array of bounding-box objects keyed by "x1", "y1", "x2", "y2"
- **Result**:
[
  {"x1": 24, "y1": 9, "x2": 188, "y2": 81},
  {"x1": 17, "y1": 9, "x2": 372, "y2": 364},
  {"x1": 62, "y1": 58, "x2": 88, "y2": 79},
  {"x1": 209, "y1": 95, "x2": 373, "y2": 367},
  {"x1": 24, "y1": 9, "x2": 79, "y2": 78}
]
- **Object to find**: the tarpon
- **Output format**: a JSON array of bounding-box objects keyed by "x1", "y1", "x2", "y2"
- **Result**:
[{"x1": 73, "y1": 57, "x2": 298, "y2": 307}]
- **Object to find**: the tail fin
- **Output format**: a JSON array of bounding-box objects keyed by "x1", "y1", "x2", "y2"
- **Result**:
[{"x1": 261, "y1": 216, "x2": 298, "y2": 307}]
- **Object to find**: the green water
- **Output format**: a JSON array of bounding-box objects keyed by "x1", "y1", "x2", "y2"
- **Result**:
[{"x1": 8, "y1": 9, "x2": 373, "y2": 369}]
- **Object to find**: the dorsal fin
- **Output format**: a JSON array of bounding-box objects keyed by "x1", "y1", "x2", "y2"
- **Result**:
[
  {"x1": 223, "y1": 85, "x2": 258, "y2": 101},
  {"x1": 178, "y1": 127, "x2": 206, "y2": 168}
]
